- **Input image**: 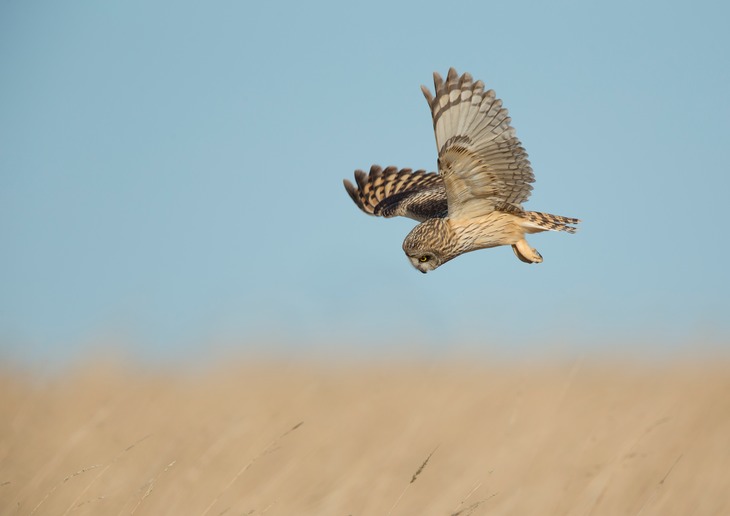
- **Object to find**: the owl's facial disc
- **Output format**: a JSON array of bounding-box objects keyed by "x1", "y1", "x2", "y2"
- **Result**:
[{"x1": 407, "y1": 252, "x2": 439, "y2": 273}]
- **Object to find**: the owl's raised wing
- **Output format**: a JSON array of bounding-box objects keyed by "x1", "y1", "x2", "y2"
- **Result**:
[
  {"x1": 343, "y1": 165, "x2": 447, "y2": 222},
  {"x1": 421, "y1": 68, "x2": 535, "y2": 219}
]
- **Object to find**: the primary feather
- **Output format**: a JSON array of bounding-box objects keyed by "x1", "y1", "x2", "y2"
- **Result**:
[{"x1": 343, "y1": 165, "x2": 447, "y2": 221}]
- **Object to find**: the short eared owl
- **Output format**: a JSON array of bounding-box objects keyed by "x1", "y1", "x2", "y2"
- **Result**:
[{"x1": 344, "y1": 68, "x2": 579, "y2": 273}]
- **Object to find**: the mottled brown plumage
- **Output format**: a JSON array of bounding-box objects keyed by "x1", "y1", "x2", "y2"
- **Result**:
[
  {"x1": 343, "y1": 165, "x2": 447, "y2": 221},
  {"x1": 344, "y1": 68, "x2": 580, "y2": 273}
]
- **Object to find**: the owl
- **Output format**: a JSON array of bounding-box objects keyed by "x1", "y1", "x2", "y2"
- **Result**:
[{"x1": 344, "y1": 68, "x2": 579, "y2": 273}]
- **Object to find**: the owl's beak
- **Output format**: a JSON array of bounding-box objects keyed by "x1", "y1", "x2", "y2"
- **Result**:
[{"x1": 419, "y1": 268, "x2": 427, "y2": 274}]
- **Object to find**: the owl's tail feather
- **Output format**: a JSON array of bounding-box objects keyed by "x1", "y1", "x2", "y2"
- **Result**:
[{"x1": 523, "y1": 211, "x2": 580, "y2": 234}]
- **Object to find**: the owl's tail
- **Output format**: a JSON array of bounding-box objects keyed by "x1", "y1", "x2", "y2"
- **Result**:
[
  {"x1": 508, "y1": 210, "x2": 579, "y2": 263},
  {"x1": 523, "y1": 211, "x2": 580, "y2": 234}
]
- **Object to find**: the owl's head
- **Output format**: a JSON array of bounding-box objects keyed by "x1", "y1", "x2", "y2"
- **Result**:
[{"x1": 402, "y1": 219, "x2": 457, "y2": 273}]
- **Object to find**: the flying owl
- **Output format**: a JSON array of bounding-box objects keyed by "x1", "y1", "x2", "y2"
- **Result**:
[{"x1": 344, "y1": 68, "x2": 580, "y2": 273}]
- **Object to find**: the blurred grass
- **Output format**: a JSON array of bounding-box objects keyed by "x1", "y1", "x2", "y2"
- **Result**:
[{"x1": 1, "y1": 358, "x2": 729, "y2": 515}]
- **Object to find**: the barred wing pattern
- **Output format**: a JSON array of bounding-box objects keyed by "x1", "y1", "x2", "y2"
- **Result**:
[
  {"x1": 421, "y1": 68, "x2": 535, "y2": 219},
  {"x1": 343, "y1": 165, "x2": 447, "y2": 222}
]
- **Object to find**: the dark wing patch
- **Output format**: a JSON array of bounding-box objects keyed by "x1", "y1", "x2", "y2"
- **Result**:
[{"x1": 344, "y1": 165, "x2": 447, "y2": 222}]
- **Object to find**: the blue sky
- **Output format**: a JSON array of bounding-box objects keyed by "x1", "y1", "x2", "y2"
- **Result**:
[{"x1": 2, "y1": 1, "x2": 729, "y2": 366}]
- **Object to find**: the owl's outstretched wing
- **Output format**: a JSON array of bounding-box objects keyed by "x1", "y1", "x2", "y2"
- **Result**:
[
  {"x1": 343, "y1": 165, "x2": 447, "y2": 222},
  {"x1": 421, "y1": 68, "x2": 535, "y2": 219}
]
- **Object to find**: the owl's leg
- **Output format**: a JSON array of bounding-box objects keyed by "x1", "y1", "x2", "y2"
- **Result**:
[{"x1": 512, "y1": 239, "x2": 543, "y2": 264}]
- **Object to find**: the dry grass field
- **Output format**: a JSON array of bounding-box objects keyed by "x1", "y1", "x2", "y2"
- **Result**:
[{"x1": 1, "y1": 358, "x2": 729, "y2": 515}]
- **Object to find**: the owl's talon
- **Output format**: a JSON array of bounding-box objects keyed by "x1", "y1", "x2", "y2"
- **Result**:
[{"x1": 513, "y1": 240, "x2": 543, "y2": 264}]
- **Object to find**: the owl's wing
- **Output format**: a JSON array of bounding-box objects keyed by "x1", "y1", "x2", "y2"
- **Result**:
[
  {"x1": 343, "y1": 165, "x2": 448, "y2": 222},
  {"x1": 421, "y1": 68, "x2": 535, "y2": 219}
]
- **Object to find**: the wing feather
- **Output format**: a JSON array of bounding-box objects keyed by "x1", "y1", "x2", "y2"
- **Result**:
[
  {"x1": 423, "y1": 68, "x2": 534, "y2": 218},
  {"x1": 344, "y1": 165, "x2": 447, "y2": 222}
]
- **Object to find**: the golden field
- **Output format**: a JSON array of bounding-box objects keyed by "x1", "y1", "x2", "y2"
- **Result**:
[{"x1": 1, "y1": 358, "x2": 729, "y2": 515}]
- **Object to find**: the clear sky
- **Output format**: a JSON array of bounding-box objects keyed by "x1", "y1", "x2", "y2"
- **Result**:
[{"x1": 2, "y1": 1, "x2": 729, "y2": 366}]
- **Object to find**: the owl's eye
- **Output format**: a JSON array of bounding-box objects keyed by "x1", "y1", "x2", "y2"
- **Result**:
[{"x1": 419, "y1": 255, "x2": 430, "y2": 263}]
